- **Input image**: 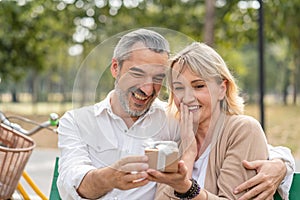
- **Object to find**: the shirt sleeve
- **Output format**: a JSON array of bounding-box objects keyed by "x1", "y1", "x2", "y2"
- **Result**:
[
  {"x1": 268, "y1": 144, "x2": 296, "y2": 200},
  {"x1": 57, "y1": 110, "x2": 97, "y2": 200}
]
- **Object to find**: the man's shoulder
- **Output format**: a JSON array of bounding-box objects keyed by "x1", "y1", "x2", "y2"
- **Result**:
[
  {"x1": 61, "y1": 104, "x2": 97, "y2": 122},
  {"x1": 67, "y1": 104, "x2": 94, "y2": 114}
]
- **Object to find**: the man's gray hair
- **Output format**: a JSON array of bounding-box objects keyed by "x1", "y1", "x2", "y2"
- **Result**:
[{"x1": 113, "y1": 29, "x2": 170, "y2": 67}]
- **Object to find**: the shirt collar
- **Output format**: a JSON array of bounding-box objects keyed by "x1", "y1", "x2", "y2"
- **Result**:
[{"x1": 94, "y1": 90, "x2": 114, "y2": 116}]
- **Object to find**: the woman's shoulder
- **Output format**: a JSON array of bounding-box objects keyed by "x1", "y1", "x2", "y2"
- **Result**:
[
  {"x1": 223, "y1": 114, "x2": 265, "y2": 140},
  {"x1": 226, "y1": 114, "x2": 261, "y2": 127}
]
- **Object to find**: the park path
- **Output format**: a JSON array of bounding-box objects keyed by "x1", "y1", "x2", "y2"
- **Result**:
[{"x1": 14, "y1": 148, "x2": 60, "y2": 199}]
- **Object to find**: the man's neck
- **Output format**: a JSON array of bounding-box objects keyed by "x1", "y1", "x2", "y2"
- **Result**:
[{"x1": 110, "y1": 91, "x2": 139, "y2": 128}]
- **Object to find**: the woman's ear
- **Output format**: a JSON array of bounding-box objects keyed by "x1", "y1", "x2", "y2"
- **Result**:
[
  {"x1": 110, "y1": 58, "x2": 119, "y2": 78},
  {"x1": 218, "y1": 80, "x2": 227, "y2": 100}
]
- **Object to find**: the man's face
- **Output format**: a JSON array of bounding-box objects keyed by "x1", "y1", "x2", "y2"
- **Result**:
[{"x1": 113, "y1": 46, "x2": 168, "y2": 117}]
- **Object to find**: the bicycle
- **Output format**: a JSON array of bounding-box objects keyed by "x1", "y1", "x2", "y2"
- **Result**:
[{"x1": 0, "y1": 111, "x2": 59, "y2": 200}]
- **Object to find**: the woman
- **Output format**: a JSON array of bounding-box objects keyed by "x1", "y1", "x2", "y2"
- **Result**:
[{"x1": 147, "y1": 42, "x2": 269, "y2": 199}]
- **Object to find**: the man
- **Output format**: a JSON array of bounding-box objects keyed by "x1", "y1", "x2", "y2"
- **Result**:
[{"x1": 57, "y1": 28, "x2": 294, "y2": 200}]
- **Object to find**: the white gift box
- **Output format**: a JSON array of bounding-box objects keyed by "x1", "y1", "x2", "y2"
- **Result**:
[{"x1": 144, "y1": 141, "x2": 179, "y2": 172}]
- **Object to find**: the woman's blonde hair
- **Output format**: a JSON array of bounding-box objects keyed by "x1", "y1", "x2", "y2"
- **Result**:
[{"x1": 168, "y1": 42, "x2": 244, "y2": 115}]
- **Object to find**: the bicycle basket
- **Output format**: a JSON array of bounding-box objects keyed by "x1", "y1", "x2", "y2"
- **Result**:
[{"x1": 0, "y1": 123, "x2": 36, "y2": 199}]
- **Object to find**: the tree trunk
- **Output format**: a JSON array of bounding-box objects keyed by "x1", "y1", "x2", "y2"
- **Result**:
[
  {"x1": 282, "y1": 64, "x2": 290, "y2": 105},
  {"x1": 204, "y1": 0, "x2": 215, "y2": 47},
  {"x1": 29, "y1": 71, "x2": 38, "y2": 104},
  {"x1": 11, "y1": 87, "x2": 18, "y2": 103},
  {"x1": 292, "y1": 54, "x2": 300, "y2": 105}
]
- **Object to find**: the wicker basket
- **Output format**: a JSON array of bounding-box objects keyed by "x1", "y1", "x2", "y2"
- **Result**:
[{"x1": 0, "y1": 123, "x2": 36, "y2": 199}]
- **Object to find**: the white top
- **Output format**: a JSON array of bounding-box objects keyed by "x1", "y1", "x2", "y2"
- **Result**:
[
  {"x1": 57, "y1": 91, "x2": 180, "y2": 200},
  {"x1": 192, "y1": 145, "x2": 211, "y2": 188}
]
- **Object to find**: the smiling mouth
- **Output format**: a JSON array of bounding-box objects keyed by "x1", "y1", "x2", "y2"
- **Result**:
[
  {"x1": 133, "y1": 92, "x2": 149, "y2": 101},
  {"x1": 132, "y1": 93, "x2": 148, "y2": 101},
  {"x1": 188, "y1": 105, "x2": 201, "y2": 111}
]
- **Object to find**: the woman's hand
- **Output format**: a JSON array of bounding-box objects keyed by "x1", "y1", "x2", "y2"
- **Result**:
[
  {"x1": 180, "y1": 103, "x2": 197, "y2": 178},
  {"x1": 147, "y1": 160, "x2": 192, "y2": 193}
]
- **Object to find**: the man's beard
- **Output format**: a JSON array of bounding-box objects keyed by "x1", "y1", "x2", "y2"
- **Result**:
[{"x1": 115, "y1": 86, "x2": 155, "y2": 117}]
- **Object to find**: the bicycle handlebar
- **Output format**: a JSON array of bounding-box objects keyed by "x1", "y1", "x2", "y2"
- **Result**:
[{"x1": 0, "y1": 111, "x2": 59, "y2": 136}]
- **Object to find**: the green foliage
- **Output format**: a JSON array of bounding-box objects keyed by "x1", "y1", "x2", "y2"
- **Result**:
[{"x1": 0, "y1": 0, "x2": 299, "y2": 104}]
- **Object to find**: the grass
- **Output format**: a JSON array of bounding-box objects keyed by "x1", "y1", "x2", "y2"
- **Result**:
[
  {"x1": 0, "y1": 102, "x2": 73, "y2": 149},
  {"x1": 1, "y1": 102, "x2": 300, "y2": 159},
  {"x1": 245, "y1": 104, "x2": 300, "y2": 159}
]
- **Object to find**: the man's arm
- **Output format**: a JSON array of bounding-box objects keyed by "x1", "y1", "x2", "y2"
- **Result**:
[
  {"x1": 234, "y1": 159, "x2": 286, "y2": 200},
  {"x1": 77, "y1": 167, "x2": 116, "y2": 199},
  {"x1": 234, "y1": 145, "x2": 295, "y2": 200},
  {"x1": 57, "y1": 111, "x2": 150, "y2": 199},
  {"x1": 268, "y1": 145, "x2": 296, "y2": 199},
  {"x1": 77, "y1": 156, "x2": 150, "y2": 199}
]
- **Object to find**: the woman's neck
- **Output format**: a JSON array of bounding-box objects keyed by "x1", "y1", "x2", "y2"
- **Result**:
[{"x1": 195, "y1": 110, "x2": 222, "y2": 158}]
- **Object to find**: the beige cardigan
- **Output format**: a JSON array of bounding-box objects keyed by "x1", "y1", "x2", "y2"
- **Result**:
[{"x1": 155, "y1": 114, "x2": 269, "y2": 200}]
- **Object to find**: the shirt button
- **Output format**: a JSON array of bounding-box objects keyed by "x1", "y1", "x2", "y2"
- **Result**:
[
  {"x1": 124, "y1": 130, "x2": 127, "y2": 133},
  {"x1": 113, "y1": 197, "x2": 118, "y2": 200}
]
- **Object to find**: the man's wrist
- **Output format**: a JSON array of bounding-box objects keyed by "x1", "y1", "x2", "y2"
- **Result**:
[
  {"x1": 101, "y1": 167, "x2": 117, "y2": 189},
  {"x1": 78, "y1": 167, "x2": 115, "y2": 199},
  {"x1": 272, "y1": 158, "x2": 287, "y2": 178}
]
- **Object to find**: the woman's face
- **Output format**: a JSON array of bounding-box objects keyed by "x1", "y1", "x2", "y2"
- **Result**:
[{"x1": 171, "y1": 63, "x2": 226, "y2": 126}]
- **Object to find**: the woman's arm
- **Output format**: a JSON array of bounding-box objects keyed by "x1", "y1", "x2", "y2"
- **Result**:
[{"x1": 204, "y1": 116, "x2": 269, "y2": 199}]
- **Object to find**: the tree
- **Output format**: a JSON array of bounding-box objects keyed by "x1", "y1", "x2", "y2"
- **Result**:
[
  {"x1": 1, "y1": 0, "x2": 299, "y2": 106},
  {"x1": 0, "y1": 0, "x2": 76, "y2": 102},
  {"x1": 204, "y1": 0, "x2": 215, "y2": 46},
  {"x1": 264, "y1": 0, "x2": 300, "y2": 105}
]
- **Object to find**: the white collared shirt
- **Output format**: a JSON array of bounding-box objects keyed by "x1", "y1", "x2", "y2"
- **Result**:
[
  {"x1": 268, "y1": 144, "x2": 296, "y2": 199},
  {"x1": 57, "y1": 91, "x2": 180, "y2": 200}
]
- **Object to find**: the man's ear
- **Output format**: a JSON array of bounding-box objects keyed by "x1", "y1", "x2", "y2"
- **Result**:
[
  {"x1": 110, "y1": 58, "x2": 119, "y2": 78},
  {"x1": 218, "y1": 80, "x2": 227, "y2": 100}
]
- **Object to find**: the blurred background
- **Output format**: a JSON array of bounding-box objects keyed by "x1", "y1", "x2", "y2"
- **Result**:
[{"x1": 0, "y1": 0, "x2": 299, "y2": 196}]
